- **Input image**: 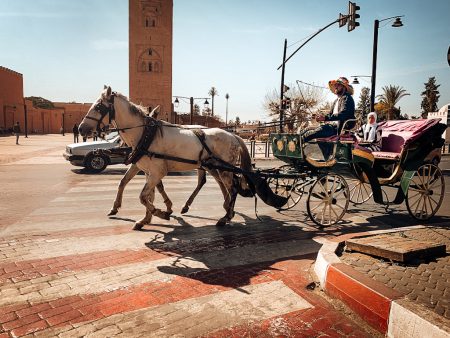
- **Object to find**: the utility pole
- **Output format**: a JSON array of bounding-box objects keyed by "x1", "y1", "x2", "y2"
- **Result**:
[{"x1": 279, "y1": 39, "x2": 287, "y2": 133}]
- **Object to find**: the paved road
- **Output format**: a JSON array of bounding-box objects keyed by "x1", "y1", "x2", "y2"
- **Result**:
[{"x1": 0, "y1": 134, "x2": 449, "y2": 337}]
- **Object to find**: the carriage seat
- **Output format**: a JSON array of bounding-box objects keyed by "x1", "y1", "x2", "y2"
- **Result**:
[{"x1": 372, "y1": 130, "x2": 413, "y2": 161}]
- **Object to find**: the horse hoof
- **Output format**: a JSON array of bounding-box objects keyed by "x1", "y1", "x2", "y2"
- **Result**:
[
  {"x1": 133, "y1": 222, "x2": 144, "y2": 230},
  {"x1": 216, "y1": 219, "x2": 228, "y2": 227},
  {"x1": 107, "y1": 209, "x2": 118, "y2": 216},
  {"x1": 181, "y1": 206, "x2": 189, "y2": 214}
]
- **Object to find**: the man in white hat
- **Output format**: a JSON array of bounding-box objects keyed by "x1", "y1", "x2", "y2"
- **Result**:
[{"x1": 301, "y1": 76, "x2": 355, "y2": 142}]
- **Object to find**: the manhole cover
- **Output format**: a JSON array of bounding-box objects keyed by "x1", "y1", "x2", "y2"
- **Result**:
[{"x1": 345, "y1": 234, "x2": 446, "y2": 263}]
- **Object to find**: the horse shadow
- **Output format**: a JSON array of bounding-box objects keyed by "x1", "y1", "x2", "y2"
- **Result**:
[{"x1": 141, "y1": 208, "x2": 402, "y2": 290}]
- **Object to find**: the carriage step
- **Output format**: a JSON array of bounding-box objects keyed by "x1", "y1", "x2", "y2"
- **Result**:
[{"x1": 345, "y1": 233, "x2": 446, "y2": 263}]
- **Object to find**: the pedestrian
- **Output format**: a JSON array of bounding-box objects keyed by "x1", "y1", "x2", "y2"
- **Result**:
[
  {"x1": 72, "y1": 123, "x2": 79, "y2": 143},
  {"x1": 12, "y1": 121, "x2": 21, "y2": 145}
]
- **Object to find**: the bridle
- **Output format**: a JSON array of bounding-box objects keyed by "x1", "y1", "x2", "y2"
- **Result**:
[{"x1": 84, "y1": 93, "x2": 116, "y2": 134}]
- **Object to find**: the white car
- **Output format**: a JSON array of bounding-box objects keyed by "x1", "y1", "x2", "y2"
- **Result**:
[{"x1": 63, "y1": 133, "x2": 128, "y2": 172}]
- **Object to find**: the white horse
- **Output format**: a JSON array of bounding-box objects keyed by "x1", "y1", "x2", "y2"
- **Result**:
[
  {"x1": 79, "y1": 86, "x2": 253, "y2": 229},
  {"x1": 108, "y1": 108, "x2": 208, "y2": 217}
]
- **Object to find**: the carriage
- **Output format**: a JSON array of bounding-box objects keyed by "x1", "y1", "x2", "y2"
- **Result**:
[{"x1": 264, "y1": 118, "x2": 447, "y2": 226}]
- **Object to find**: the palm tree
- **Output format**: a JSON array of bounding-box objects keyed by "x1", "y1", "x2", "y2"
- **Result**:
[
  {"x1": 208, "y1": 87, "x2": 218, "y2": 116},
  {"x1": 225, "y1": 93, "x2": 230, "y2": 126},
  {"x1": 376, "y1": 85, "x2": 410, "y2": 120}
]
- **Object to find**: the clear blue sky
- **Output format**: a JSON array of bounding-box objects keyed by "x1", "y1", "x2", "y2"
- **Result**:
[{"x1": 1, "y1": 0, "x2": 449, "y2": 122}]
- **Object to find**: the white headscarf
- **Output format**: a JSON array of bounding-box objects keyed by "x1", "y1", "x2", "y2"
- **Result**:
[{"x1": 363, "y1": 112, "x2": 378, "y2": 142}]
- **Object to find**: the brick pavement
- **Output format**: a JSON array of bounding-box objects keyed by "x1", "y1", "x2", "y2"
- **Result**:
[
  {"x1": 341, "y1": 227, "x2": 450, "y2": 319},
  {"x1": 0, "y1": 145, "x2": 374, "y2": 338}
]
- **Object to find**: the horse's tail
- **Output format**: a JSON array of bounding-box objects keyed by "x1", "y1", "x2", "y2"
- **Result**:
[
  {"x1": 235, "y1": 136, "x2": 254, "y2": 197},
  {"x1": 235, "y1": 136, "x2": 288, "y2": 208}
]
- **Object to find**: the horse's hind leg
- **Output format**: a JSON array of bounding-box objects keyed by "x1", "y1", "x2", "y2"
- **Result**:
[
  {"x1": 181, "y1": 169, "x2": 206, "y2": 214},
  {"x1": 208, "y1": 170, "x2": 237, "y2": 227},
  {"x1": 108, "y1": 164, "x2": 141, "y2": 216},
  {"x1": 155, "y1": 181, "x2": 172, "y2": 219}
]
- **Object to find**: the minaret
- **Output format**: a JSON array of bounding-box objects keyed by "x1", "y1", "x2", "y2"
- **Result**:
[{"x1": 129, "y1": 0, "x2": 173, "y2": 121}]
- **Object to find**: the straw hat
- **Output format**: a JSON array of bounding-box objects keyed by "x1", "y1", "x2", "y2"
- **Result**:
[{"x1": 328, "y1": 77, "x2": 354, "y2": 95}]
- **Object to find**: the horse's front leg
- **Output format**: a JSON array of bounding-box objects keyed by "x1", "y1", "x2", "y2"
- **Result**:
[
  {"x1": 108, "y1": 164, "x2": 141, "y2": 216},
  {"x1": 134, "y1": 173, "x2": 169, "y2": 230},
  {"x1": 217, "y1": 172, "x2": 239, "y2": 226},
  {"x1": 181, "y1": 169, "x2": 207, "y2": 214}
]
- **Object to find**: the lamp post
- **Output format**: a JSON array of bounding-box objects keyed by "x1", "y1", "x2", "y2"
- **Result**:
[
  {"x1": 370, "y1": 16, "x2": 404, "y2": 112},
  {"x1": 225, "y1": 93, "x2": 230, "y2": 127},
  {"x1": 23, "y1": 99, "x2": 28, "y2": 138},
  {"x1": 173, "y1": 96, "x2": 210, "y2": 125}
]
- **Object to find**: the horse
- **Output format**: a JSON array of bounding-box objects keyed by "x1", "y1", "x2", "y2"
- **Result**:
[
  {"x1": 79, "y1": 86, "x2": 253, "y2": 229},
  {"x1": 108, "y1": 108, "x2": 208, "y2": 217}
]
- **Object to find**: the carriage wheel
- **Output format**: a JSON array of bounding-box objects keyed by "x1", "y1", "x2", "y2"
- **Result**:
[
  {"x1": 406, "y1": 164, "x2": 445, "y2": 220},
  {"x1": 307, "y1": 173, "x2": 349, "y2": 227},
  {"x1": 348, "y1": 179, "x2": 373, "y2": 204},
  {"x1": 267, "y1": 165, "x2": 304, "y2": 210}
]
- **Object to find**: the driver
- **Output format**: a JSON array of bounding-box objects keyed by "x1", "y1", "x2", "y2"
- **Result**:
[{"x1": 301, "y1": 76, "x2": 355, "y2": 142}]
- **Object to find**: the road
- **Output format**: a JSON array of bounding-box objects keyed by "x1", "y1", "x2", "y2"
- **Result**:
[{"x1": 0, "y1": 134, "x2": 449, "y2": 337}]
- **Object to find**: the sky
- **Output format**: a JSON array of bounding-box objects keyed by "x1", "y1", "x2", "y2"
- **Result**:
[{"x1": 0, "y1": 0, "x2": 449, "y2": 122}]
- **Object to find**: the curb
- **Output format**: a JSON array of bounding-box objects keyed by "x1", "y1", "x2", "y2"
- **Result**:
[{"x1": 314, "y1": 225, "x2": 450, "y2": 338}]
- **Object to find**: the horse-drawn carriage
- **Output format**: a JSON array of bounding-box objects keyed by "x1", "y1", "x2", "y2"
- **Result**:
[
  {"x1": 266, "y1": 118, "x2": 446, "y2": 226},
  {"x1": 78, "y1": 87, "x2": 446, "y2": 229}
]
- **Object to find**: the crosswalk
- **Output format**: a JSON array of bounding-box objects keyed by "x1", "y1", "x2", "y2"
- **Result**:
[{"x1": 0, "y1": 173, "x2": 369, "y2": 337}]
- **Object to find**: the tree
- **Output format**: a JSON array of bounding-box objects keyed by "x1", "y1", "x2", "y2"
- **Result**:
[
  {"x1": 235, "y1": 116, "x2": 241, "y2": 127},
  {"x1": 420, "y1": 77, "x2": 440, "y2": 118},
  {"x1": 376, "y1": 85, "x2": 410, "y2": 120},
  {"x1": 25, "y1": 96, "x2": 55, "y2": 109},
  {"x1": 356, "y1": 87, "x2": 371, "y2": 122},
  {"x1": 263, "y1": 83, "x2": 326, "y2": 130},
  {"x1": 208, "y1": 87, "x2": 218, "y2": 116},
  {"x1": 193, "y1": 103, "x2": 200, "y2": 115}
]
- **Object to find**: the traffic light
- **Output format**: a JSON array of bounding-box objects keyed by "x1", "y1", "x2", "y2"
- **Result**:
[
  {"x1": 339, "y1": 13, "x2": 347, "y2": 28},
  {"x1": 348, "y1": 1, "x2": 360, "y2": 32}
]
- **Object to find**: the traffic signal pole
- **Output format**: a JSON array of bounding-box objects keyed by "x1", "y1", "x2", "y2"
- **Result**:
[
  {"x1": 276, "y1": 2, "x2": 359, "y2": 132},
  {"x1": 279, "y1": 39, "x2": 287, "y2": 132}
]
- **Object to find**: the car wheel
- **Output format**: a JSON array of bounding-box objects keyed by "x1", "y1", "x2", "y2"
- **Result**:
[{"x1": 85, "y1": 153, "x2": 108, "y2": 172}]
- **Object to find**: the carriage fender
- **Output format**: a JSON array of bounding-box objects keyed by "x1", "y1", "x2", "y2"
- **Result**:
[{"x1": 399, "y1": 170, "x2": 415, "y2": 196}]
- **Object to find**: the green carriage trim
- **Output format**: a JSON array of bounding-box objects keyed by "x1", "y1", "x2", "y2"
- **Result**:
[{"x1": 270, "y1": 133, "x2": 303, "y2": 159}]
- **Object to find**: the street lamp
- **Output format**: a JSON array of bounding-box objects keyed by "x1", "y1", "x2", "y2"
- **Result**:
[
  {"x1": 351, "y1": 75, "x2": 371, "y2": 85},
  {"x1": 173, "y1": 96, "x2": 210, "y2": 124},
  {"x1": 370, "y1": 15, "x2": 404, "y2": 112}
]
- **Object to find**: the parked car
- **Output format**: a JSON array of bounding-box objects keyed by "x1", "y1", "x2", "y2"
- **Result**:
[{"x1": 63, "y1": 133, "x2": 127, "y2": 172}]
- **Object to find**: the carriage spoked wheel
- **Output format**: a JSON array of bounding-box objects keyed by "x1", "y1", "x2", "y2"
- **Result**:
[
  {"x1": 348, "y1": 164, "x2": 373, "y2": 204},
  {"x1": 266, "y1": 165, "x2": 304, "y2": 210},
  {"x1": 406, "y1": 164, "x2": 445, "y2": 220},
  {"x1": 307, "y1": 173, "x2": 350, "y2": 227},
  {"x1": 348, "y1": 178, "x2": 373, "y2": 204}
]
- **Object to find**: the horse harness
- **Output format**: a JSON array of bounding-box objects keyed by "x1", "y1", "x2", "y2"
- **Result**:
[{"x1": 91, "y1": 93, "x2": 239, "y2": 173}]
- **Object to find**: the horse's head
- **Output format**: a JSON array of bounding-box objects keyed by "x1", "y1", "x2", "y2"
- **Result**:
[{"x1": 79, "y1": 85, "x2": 115, "y2": 137}]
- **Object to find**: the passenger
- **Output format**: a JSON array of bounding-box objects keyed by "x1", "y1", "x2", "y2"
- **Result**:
[
  {"x1": 357, "y1": 112, "x2": 381, "y2": 151},
  {"x1": 301, "y1": 77, "x2": 355, "y2": 142}
]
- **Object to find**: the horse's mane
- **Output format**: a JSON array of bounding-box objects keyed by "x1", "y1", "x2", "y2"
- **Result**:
[{"x1": 112, "y1": 92, "x2": 149, "y2": 119}]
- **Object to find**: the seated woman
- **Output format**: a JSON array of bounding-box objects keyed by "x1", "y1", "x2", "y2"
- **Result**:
[{"x1": 356, "y1": 112, "x2": 381, "y2": 151}]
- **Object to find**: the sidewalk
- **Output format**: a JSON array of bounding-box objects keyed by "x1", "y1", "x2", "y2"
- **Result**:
[
  {"x1": 315, "y1": 225, "x2": 450, "y2": 337},
  {"x1": 0, "y1": 134, "x2": 75, "y2": 165}
]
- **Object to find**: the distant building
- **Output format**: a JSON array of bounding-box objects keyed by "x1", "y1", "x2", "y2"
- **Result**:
[
  {"x1": 0, "y1": 66, "x2": 24, "y2": 131},
  {"x1": 129, "y1": 0, "x2": 173, "y2": 122},
  {"x1": 428, "y1": 104, "x2": 449, "y2": 142}
]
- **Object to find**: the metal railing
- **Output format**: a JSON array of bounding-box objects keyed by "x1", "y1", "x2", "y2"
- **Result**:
[{"x1": 244, "y1": 141, "x2": 273, "y2": 159}]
